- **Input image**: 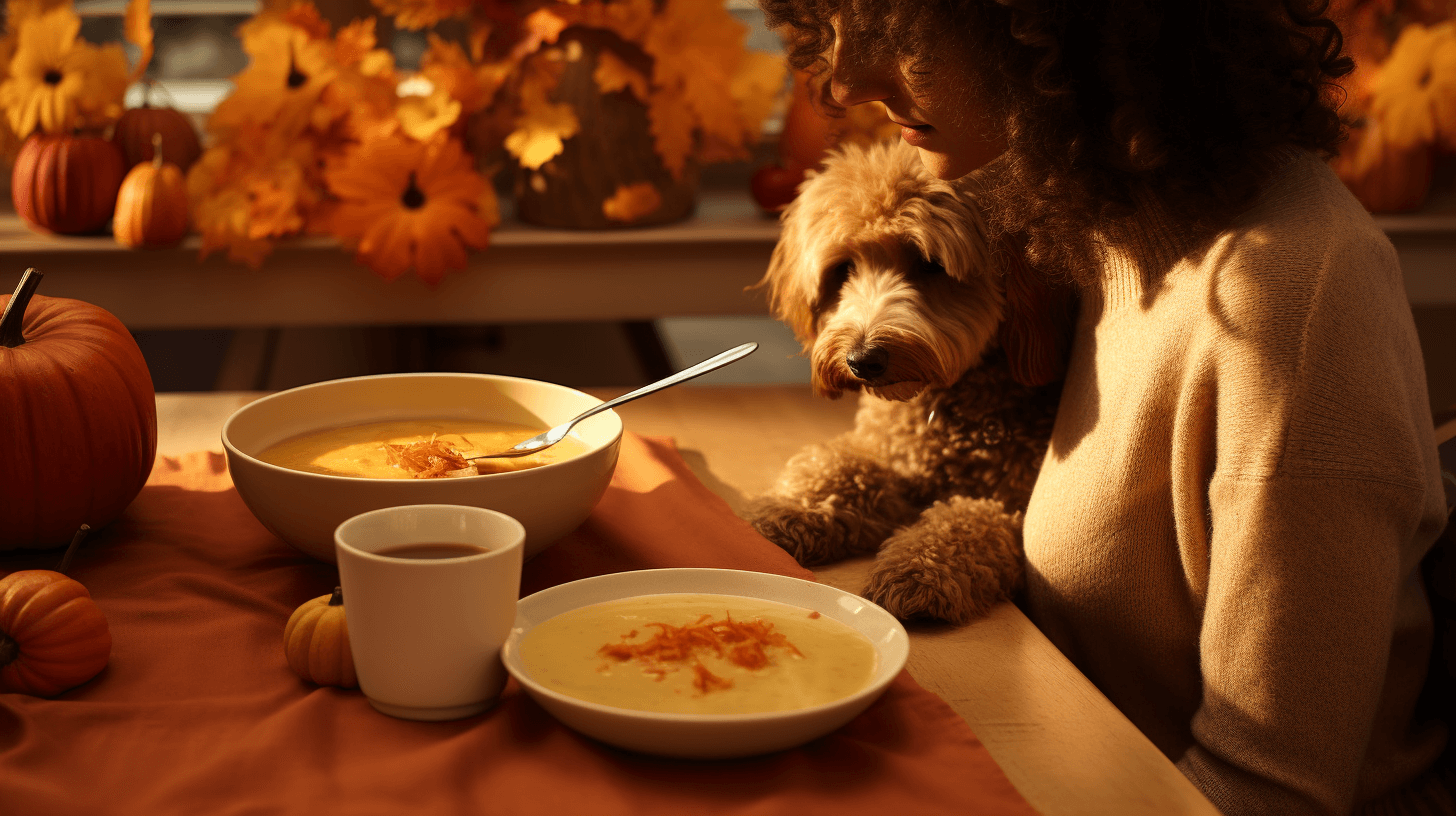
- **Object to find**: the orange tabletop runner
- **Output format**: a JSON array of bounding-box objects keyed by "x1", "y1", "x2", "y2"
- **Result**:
[{"x1": 0, "y1": 432, "x2": 1037, "y2": 816}]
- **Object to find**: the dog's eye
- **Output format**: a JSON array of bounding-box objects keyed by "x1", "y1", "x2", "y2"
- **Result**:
[
  {"x1": 913, "y1": 256, "x2": 947, "y2": 277},
  {"x1": 818, "y1": 261, "x2": 853, "y2": 305}
]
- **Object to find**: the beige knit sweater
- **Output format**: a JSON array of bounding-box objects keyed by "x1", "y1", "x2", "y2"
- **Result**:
[{"x1": 1020, "y1": 151, "x2": 1450, "y2": 815}]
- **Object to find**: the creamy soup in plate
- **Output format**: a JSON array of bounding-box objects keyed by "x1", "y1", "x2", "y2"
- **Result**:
[
  {"x1": 255, "y1": 418, "x2": 589, "y2": 478},
  {"x1": 518, "y1": 594, "x2": 878, "y2": 715}
]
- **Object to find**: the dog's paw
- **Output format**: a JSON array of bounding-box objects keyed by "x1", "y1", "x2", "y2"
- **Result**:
[
  {"x1": 862, "y1": 497, "x2": 1023, "y2": 625},
  {"x1": 863, "y1": 553, "x2": 1002, "y2": 625},
  {"x1": 743, "y1": 495, "x2": 864, "y2": 566}
]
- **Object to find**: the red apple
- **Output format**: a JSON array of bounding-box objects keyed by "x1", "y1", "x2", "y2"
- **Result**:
[{"x1": 750, "y1": 163, "x2": 806, "y2": 214}]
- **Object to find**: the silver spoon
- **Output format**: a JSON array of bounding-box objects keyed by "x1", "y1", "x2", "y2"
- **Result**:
[{"x1": 467, "y1": 342, "x2": 759, "y2": 461}]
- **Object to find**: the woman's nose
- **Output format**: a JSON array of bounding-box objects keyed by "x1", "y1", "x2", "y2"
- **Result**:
[{"x1": 828, "y1": 38, "x2": 896, "y2": 107}]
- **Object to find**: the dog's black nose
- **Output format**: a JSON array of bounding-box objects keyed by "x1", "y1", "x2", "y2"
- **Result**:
[{"x1": 847, "y1": 346, "x2": 889, "y2": 380}]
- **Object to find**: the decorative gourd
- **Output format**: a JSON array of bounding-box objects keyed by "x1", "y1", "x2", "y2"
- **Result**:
[
  {"x1": 0, "y1": 269, "x2": 158, "y2": 550},
  {"x1": 114, "y1": 135, "x2": 190, "y2": 249},
  {"x1": 283, "y1": 587, "x2": 357, "y2": 688},
  {"x1": 11, "y1": 132, "x2": 127, "y2": 235},
  {"x1": 0, "y1": 529, "x2": 112, "y2": 697},
  {"x1": 1331, "y1": 116, "x2": 1435, "y2": 213},
  {"x1": 110, "y1": 103, "x2": 202, "y2": 173}
]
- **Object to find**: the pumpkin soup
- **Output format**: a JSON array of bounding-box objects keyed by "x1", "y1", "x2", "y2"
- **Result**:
[
  {"x1": 519, "y1": 594, "x2": 878, "y2": 715},
  {"x1": 255, "y1": 418, "x2": 589, "y2": 478}
]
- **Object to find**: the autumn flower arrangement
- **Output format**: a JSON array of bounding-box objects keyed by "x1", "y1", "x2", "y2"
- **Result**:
[
  {"x1": 0, "y1": 0, "x2": 782, "y2": 285},
  {"x1": 1330, "y1": 0, "x2": 1456, "y2": 211},
  {"x1": 191, "y1": 0, "x2": 784, "y2": 284}
]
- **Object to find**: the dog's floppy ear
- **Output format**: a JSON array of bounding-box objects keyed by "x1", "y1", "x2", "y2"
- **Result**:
[
  {"x1": 996, "y1": 237, "x2": 1077, "y2": 387},
  {"x1": 753, "y1": 196, "x2": 818, "y2": 345}
]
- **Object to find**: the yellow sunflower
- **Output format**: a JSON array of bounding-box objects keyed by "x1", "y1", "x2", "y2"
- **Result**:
[
  {"x1": 324, "y1": 133, "x2": 494, "y2": 285},
  {"x1": 0, "y1": 7, "x2": 128, "y2": 137}
]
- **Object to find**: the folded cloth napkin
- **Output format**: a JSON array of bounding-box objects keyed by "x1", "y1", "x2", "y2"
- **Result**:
[{"x1": 0, "y1": 433, "x2": 1037, "y2": 816}]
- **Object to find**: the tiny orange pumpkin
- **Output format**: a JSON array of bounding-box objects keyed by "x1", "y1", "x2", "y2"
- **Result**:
[
  {"x1": 283, "y1": 587, "x2": 357, "y2": 688},
  {"x1": 0, "y1": 568, "x2": 112, "y2": 697},
  {"x1": 114, "y1": 134, "x2": 189, "y2": 249}
]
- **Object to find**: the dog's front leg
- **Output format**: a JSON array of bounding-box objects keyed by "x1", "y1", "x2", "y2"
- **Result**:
[
  {"x1": 863, "y1": 495, "x2": 1024, "y2": 624},
  {"x1": 744, "y1": 441, "x2": 922, "y2": 566}
]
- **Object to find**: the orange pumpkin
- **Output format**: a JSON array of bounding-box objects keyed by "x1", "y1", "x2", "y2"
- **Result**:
[
  {"x1": 110, "y1": 104, "x2": 202, "y2": 173},
  {"x1": 283, "y1": 587, "x2": 357, "y2": 688},
  {"x1": 0, "y1": 269, "x2": 158, "y2": 550},
  {"x1": 1331, "y1": 116, "x2": 1435, "y2": 213},
  {"x1": 114, "y1": 135, "x2": 190, "y2": 249},
  {"x1": 0, "y1": 569, "x2": 112, "y2": 696},
  {"x1": 10, "y1": 132, "x2": 127, "y2": 235}
]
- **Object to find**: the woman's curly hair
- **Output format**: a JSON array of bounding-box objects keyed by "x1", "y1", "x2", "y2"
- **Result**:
[{"x1": 759, "y1": 0, "x2": 1354, "y2": 284}]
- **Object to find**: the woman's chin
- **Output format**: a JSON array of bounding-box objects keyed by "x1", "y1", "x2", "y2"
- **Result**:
[{"x1": 907, "y1": 145, "x2": 974, "y2": 180}]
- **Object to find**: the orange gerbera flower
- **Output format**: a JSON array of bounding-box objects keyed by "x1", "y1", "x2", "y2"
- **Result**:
[
  {"x1": 325, "y1": 133, "x2": 494, "y2": 285},
  {"x1": 0, "y1": 7, "x2": 128, "y2": 136}
]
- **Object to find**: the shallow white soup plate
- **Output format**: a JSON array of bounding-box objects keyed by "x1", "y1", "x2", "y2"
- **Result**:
[{"x1": 501, "y1": 568, "x2": 910, "y2": 759}]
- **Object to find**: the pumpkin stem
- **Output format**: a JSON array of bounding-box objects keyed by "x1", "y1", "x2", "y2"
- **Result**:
[
  {"x1": 0, "y1": 631, "x2": 17, "y2": 670},
  {"x1": 152, "y1": 132, "x2": 165, "y2": 169},
  {"x1": 56, "y1": 524, "x2": 91, "y2": 576},
  {"x1": 0, "y1": 268, "x2": 42, "y2": 349},
  {"x1": 329, "y1": 586, "x2": 344, "y2": 606}
]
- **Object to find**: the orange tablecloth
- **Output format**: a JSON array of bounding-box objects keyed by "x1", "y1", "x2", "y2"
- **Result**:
[{"x1": 0, "y1": 433, "x2": 1037, "y2": 815}]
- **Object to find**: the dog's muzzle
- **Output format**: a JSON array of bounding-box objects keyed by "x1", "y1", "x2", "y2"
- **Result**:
[{"x1": 846, "y1": 346, "x2": 889, "y2": 381}]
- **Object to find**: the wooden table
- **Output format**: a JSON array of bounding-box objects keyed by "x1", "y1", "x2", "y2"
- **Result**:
[{"x1": 158, "y1": 385, "x2": 1222, "y2": 816}]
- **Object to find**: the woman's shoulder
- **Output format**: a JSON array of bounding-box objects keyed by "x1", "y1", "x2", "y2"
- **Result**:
[{"x1": 1200, "y1": 151, "x2": 1404, "y2": 329}]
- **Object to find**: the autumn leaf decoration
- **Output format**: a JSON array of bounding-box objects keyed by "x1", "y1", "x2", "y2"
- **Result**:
[
  {"x1": 374, "y1": 0, "x2": 786, "y2": 225},
  {"x1": 492, "y1": 0, "x2": 786, "y2": 183}
]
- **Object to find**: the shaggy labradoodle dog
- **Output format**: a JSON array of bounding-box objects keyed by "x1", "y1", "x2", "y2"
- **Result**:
[{"x1": 746, "y1": 140, "x2": 1073, "y2": 625}]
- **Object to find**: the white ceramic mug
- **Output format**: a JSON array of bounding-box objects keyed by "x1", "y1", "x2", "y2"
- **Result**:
[{"x1": 335, "y1": 504, "x2": 525, "y2": 721}]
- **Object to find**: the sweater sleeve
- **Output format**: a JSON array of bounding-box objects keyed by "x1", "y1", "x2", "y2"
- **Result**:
[
  {"x1": 1178, "y1": 474, "x2": 1441, "y2": 814},
  {"x1": 1172, "y1": 180, "x2": 1447, "y2": 813}
]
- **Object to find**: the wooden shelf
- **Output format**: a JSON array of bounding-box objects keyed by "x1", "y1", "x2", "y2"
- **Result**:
[
  {"x1": 0, "y1": 191, "x2": 782, "y2": 330},
  {"x1": 3, "y1": 187, "x2": 1454, "y2": 331}
]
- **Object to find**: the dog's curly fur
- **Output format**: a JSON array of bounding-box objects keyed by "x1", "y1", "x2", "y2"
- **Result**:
[{"x1": 746, "y1": 140, "x2": 1066, "y2": 625}]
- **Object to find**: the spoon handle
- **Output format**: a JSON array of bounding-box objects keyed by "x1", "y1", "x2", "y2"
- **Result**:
[{"x1": 569, "y1": 341, "x2": 759, "y2": 427}]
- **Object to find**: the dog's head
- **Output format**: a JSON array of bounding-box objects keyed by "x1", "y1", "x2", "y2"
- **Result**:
[{"x1": 759, "y1": 140, "x2": 1005, "y2": 401}]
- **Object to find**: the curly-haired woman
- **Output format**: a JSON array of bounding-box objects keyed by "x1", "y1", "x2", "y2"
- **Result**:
[{"x1": 757, "y1": 1, "x2": 1454, "y2": 812}]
